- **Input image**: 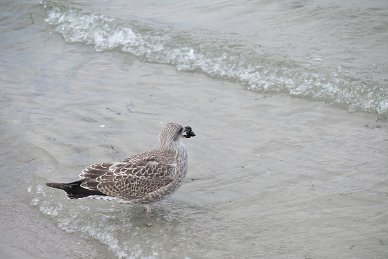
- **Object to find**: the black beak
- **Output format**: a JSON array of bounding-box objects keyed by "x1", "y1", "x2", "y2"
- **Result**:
[{"x1": 183, "y1": 126, "x2": 196, "y2": 138}]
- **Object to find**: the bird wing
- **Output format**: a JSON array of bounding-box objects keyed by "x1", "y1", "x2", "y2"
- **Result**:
[
  {"x1": 91, "y1": 155, "x2": 177, "y2": 200},
  {"x1": 79, "y1": 162, "x2": 113, "y2": 191}
]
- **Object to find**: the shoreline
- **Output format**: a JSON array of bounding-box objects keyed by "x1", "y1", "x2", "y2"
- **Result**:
[{"x1": 0, "y1": 119, "x2": 116, "y2": 259}]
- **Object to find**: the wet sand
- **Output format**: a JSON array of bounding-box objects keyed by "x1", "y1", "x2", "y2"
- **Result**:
[
  {"x1": 0, "y1": 117, "x2": 115, "y2": 259},
  {"x1": 0, "y1": 198, "x2": 107, "y2": 259}
]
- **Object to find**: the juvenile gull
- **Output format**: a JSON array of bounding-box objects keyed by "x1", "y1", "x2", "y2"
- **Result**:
[{"x1": 46, "y1": 122, "x2": 195, "y2": 203}]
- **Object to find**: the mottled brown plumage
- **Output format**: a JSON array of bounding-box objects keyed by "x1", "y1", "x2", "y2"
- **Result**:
[{"x1": 46, "y1": 122, "x2": 195, "y2": 203}]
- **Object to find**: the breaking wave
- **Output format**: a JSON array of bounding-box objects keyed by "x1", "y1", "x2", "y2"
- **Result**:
[{"x1": 41, "y1": 1, "x2": 388, "y2": 116}]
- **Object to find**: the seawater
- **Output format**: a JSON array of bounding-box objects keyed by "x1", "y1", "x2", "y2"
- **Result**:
[
  {"x1": 41, "y1": 0, "x2": 388, "y2": 116},
  {"x1": 1, "y1": 0, "x2": 388, "y2": 258}
]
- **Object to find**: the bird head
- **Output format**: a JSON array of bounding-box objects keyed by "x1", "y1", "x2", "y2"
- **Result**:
[{"x1": 159, "y1": 122, "x2": 195, "y2": 149}]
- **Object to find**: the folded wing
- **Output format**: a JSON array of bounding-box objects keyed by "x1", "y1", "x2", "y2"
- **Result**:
[{"x1": 80, "y1": 155, "x2": 177, "y2": 200}]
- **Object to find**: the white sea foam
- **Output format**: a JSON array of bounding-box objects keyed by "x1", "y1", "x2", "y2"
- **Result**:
[{"x1": 41, "y1": 1, "x2": 388, "y2": 116}]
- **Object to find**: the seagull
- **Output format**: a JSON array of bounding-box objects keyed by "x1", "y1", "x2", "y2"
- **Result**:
[{"x1": 46, "y1": 122, "x2": 195, "y2": 204}]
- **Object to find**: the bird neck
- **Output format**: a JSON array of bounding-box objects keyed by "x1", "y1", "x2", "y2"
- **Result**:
[
  {"x1": 160, "y1": 138, "x2": 184, "y2": 152},
  {"x1": 160, "y1": 139, "x2": 188, "y2": 180},
  {"x1": 175, "y1": 141, "x2": 188, "y2": 182}
]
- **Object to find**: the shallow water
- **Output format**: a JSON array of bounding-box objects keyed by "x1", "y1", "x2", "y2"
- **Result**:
[
  {"x1": 41, "y1": 0, "x2": 388, "y2": 115},
  {"x1": 1, "y1": 0, "x2": 388, "y2": 258}
]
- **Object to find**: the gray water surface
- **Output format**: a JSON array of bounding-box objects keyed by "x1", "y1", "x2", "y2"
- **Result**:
[{"x1": 1, "y1": 0, "x2": 388, "y2": 258}]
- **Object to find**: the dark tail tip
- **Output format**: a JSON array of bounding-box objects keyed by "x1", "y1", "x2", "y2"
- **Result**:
[
  {"x1": 46, "y1": 182, "x2": 66, "y2": 190},
  {"x1": 46, "y1": 180, "x2": 106, "y2": 199}
]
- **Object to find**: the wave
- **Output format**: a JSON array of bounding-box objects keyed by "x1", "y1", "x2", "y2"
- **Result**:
[{"x1": 41, "y1": 1, "x2": 388, "y2": 116}]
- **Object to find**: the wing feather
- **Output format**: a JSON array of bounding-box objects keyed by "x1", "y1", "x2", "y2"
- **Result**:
[
  {"x1": 78, "y1": 150, "x2": 176, "y2": 200},
  {"x1": 95, "y1": 155, "x2": 177, "y2": 200},
  {"x1": 79, "y1": 162, "x2": 113, "y2": 190}
]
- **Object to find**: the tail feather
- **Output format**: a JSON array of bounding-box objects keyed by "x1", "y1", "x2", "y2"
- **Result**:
[{"x1": 46, "y1": 180, "x2": 106, "y2": 199}]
